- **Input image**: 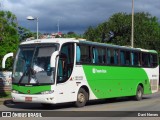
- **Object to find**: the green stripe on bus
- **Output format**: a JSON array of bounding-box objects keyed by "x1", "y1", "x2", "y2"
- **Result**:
[
  {"x1": 12, "y1": 85, "x2": 51, "y2": 94},
  {"x1": 83, "y1": 65, "x2": 152, "y2": 99}
]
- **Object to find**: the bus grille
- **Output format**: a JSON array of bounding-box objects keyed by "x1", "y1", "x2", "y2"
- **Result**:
[{"x1": 150, "y1": 79, "x2": 158, "y2": 91}]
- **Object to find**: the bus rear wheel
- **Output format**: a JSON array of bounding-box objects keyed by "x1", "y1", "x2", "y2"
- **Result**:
[
  {"x1": 75, "y1": 88, "x2": 88, "y2": 107},
  {"x1": 134, "y1": 85, "x2": 143, "y2": 101}
]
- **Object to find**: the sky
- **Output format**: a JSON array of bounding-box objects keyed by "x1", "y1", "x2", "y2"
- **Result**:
[{"x1": 0, "y1": 0, "x2": 160, "y2": 34}]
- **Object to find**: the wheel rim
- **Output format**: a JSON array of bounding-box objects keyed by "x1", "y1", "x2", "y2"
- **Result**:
[
  {"x1": 137, "y1": 89, "x2": 142, "y2": 98},
  {"x1": 78, "y1": 93, "x2": 85, "y2": 103}
]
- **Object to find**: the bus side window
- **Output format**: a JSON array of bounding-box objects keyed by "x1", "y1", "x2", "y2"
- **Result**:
[
  {"x1": 98, "y1": 48, "x2": 105, "y2": 64},
  {"x1": 120, "y1": 51, "x2": 125, "y2": 65},
  {"x1": 131, "y1": 52, "x2": 140, "y2": 66},
  {"x1": 79, "y1": 45, "x2": 91, "y2": 63},
  {"x1": 142, "y1": 53, "x2": 151, "y2": 67},
  {"x1": 114, "y1": 50, "x2": 118, "y2": 65},
  {"x1": 92, "y1": 47, "x2": 106, "y2": 64},
  {"x1": 150, "y1": 54, "x2": 158, "y2": 67},
  {"x1": 92, "y1": 47, "x2": 95, "y2": 63},
  {"x1": 76, "y1": 46, "x2": 81, "y2": 63},
  {"x1": 107, "y1": 49, "x2": 111, "y2": 64},
  {"x1": 126, "y1": 51, "x2": 131, "y2": 65},
  {"x1": 131, "y1": 52, "x2": 134, "y2": 65},
  {"x1": 120, "y1": 50, "x2": 131, "y2": 66},
  {"x1": 92, "y1": 47, "x2": 98, "y2": 63}
]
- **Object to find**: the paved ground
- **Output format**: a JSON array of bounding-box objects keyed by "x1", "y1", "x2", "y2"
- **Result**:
[
  {"x1": 0, "y1": 91, "x2": 160, "y2": 120},
  {"x1": 0, "y1": 91, "x2": 160, "y2": 111}
]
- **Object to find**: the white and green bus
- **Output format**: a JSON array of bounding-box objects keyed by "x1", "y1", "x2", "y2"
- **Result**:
[{"x1": 11, "y1": 38, "x2": 159, "y2": 107}]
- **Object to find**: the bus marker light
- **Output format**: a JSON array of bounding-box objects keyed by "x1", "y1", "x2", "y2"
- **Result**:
[
  {"x1": 50, "y1": 98, "x2": 54, "y2": 100},
  {"x1": 70, "y1": 77, "x2": 73, "y2": 81}
]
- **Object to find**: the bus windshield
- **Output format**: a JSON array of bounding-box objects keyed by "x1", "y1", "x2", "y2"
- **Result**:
[{"x1": 12, "y1": 44, "x2": 58, "y2": 85}]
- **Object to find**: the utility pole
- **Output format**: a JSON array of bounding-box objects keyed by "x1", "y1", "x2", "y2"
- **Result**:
[
  {"x1": 27, "y1": 16, "x2": 39, "y2": 39},
  {"x1": 131, "y1": 0, "x2": 134, "y2": 48},
  {"x1": 57, "y1": 20, "x2": 60, "y2": 33}
]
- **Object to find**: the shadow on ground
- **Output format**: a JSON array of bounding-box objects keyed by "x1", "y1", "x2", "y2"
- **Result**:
[{"x1": 4, "y1": 96, "x2": 152, "y2": 110}]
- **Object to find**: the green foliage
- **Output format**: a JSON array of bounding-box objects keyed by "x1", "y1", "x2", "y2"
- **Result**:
[
  {"x1": 0, "y1": 91, "x2": 11, "y2": 98},
  {"x1": 63, "y1": 31, "x2": 83, "y2": 39},
  {"x1": 0, "y1": 11, "x2": 19, "y2": 70},
  {"x1": 18, "y1": 26, "x2": 36, "y2": 41},
  {"x1": 84, "y1": 12, "x2": 160, "y2": 52}
]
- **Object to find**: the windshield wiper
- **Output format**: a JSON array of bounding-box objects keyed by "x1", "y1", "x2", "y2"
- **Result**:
[{"x1": 18, "y1": 66, "x2": 39, "y2": 85}]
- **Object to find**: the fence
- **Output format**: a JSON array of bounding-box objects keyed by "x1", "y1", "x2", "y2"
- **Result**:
[{"x1": 0, "y1": 71, "x2": 12, "y2": 94}]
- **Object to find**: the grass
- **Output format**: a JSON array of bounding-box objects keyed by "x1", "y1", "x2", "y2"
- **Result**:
[
  {"x1": 0, "y1": 91, "x2": 11, "y2": 99},
  {"x1": 0, "y1": 91, "x2": 11, "y2": 105}
]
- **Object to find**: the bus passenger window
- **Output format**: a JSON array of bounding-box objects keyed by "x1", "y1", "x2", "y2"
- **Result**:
[
  {"x1": 107, "y1": 49, "x2": 111, "y2": 64},
  {"x1": 107, "y1": 48, "x2": 118, "y2": 65},
  {"x1": 120, "y1": 51, "x2": 125, "y2": 65},
  {"x1": 150, "y1": 54, "x2": 158, "y2": 67},
  {"x1": 92, "y1": 47, "x2": 98, "y2": 63},
  {"x1": 125, "y1": 51, "x2": 131, "y2": 65},
  {"x1": 120, "y1": 50, "x2": 131, "y2": 66},
  {"x1": 92, "y1": 47, "x2": 105, "y2": 64},
  {"x1": 79, "y1": 45, "x2": 91, "y2": 63},
  {"x1": 97, "y1": 48, "x2": 105, "y2": 64},
  {"x1": 114, "y1": 50, "x2": 118, "y2": 65},
  {"x1": 131, "y1": 52, "x2": 140, "y2": 66},
  {"x1": 76, "y1": 46, "x2": 81, "y2": 63},
  {"x1": 142, "y1": 53, "x2": 150, "y2": 67}
]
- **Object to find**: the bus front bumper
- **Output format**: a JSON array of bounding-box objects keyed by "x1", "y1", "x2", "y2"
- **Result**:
[{"x1": 11, "y1": 93, "x2": 56, "y2": 104}]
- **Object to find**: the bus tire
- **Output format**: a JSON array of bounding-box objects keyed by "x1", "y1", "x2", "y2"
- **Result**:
[
  {"x1": 75, "y1": 88, "x2": 88, "y2": 107},
  {"x1": 134, "y1": 85, "x2": 143, "y2": 101}
]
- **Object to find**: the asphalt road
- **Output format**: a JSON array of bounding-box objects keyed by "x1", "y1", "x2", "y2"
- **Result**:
[{"x1": 0, "y1": 92, "x2": 160, "y2": 120}]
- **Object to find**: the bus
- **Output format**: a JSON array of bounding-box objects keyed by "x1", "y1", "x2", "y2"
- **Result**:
[{"x1": 11, "y1": 38, "x2": 159, "y2": 107}]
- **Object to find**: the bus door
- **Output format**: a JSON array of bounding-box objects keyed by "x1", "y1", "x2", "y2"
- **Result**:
[{"x1": 55, "y1": 43, "x2": 75, "y2": 103}]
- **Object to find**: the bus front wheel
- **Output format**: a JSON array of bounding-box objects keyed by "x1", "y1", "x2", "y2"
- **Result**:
[
  {"x1": 75, "y1": 88, "x2": 88, "y2": 107},
  {"x1": 134, "y1": 85, "x2": 143, "y2": 101}
]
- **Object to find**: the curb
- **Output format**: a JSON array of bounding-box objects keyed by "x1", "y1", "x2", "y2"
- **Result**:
[{"x1": 0, "y1": 98, "x2": 11, "y2": 102}]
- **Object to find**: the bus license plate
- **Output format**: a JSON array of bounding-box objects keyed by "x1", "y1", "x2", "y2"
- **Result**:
[{"x1": 25, "y1": 97, "x2": 32, "y2": 102}]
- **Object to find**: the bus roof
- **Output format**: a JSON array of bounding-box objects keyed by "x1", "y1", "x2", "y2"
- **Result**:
[{"x1": 20, "y1": 38, "x2": 157, "y2": 54}]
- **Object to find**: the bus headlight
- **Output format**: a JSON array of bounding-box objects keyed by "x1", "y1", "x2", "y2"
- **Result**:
[
  {"x1": 12, "y1": 90, "x2": 19, "y2": 94},
  {"x1": 41, "y1": 90, "x2": 54, "y2": 94}
]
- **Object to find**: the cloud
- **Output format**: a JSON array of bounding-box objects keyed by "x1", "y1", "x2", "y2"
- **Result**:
[{"x1": 2, "y1": 0, "x2": 160, "y2": 34}]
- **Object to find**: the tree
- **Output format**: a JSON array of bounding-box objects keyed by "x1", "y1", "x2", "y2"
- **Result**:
[
  {"x1": 84, "y1": 12, "x2": 160, "y2": 51},
  {"x1": 0, "y1": 11, "x2": 19, "y2": 70},
  {"x1": 63, "y1": 31, "x2": 82, "y2": 39},
  {"x1": 84, "y1": 26, "x2": 97, "y2": 41},
  {"x1": 18, "y1": 26, "x2": 35, "y2": 42}
]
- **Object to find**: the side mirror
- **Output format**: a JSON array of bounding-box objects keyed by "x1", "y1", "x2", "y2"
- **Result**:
[
  {"x1": 50, "y1": 51, "x2": 59, "y2": 68},
  {"x1": 2, "y1": 53, "x2": 14, "y2": 69}
]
